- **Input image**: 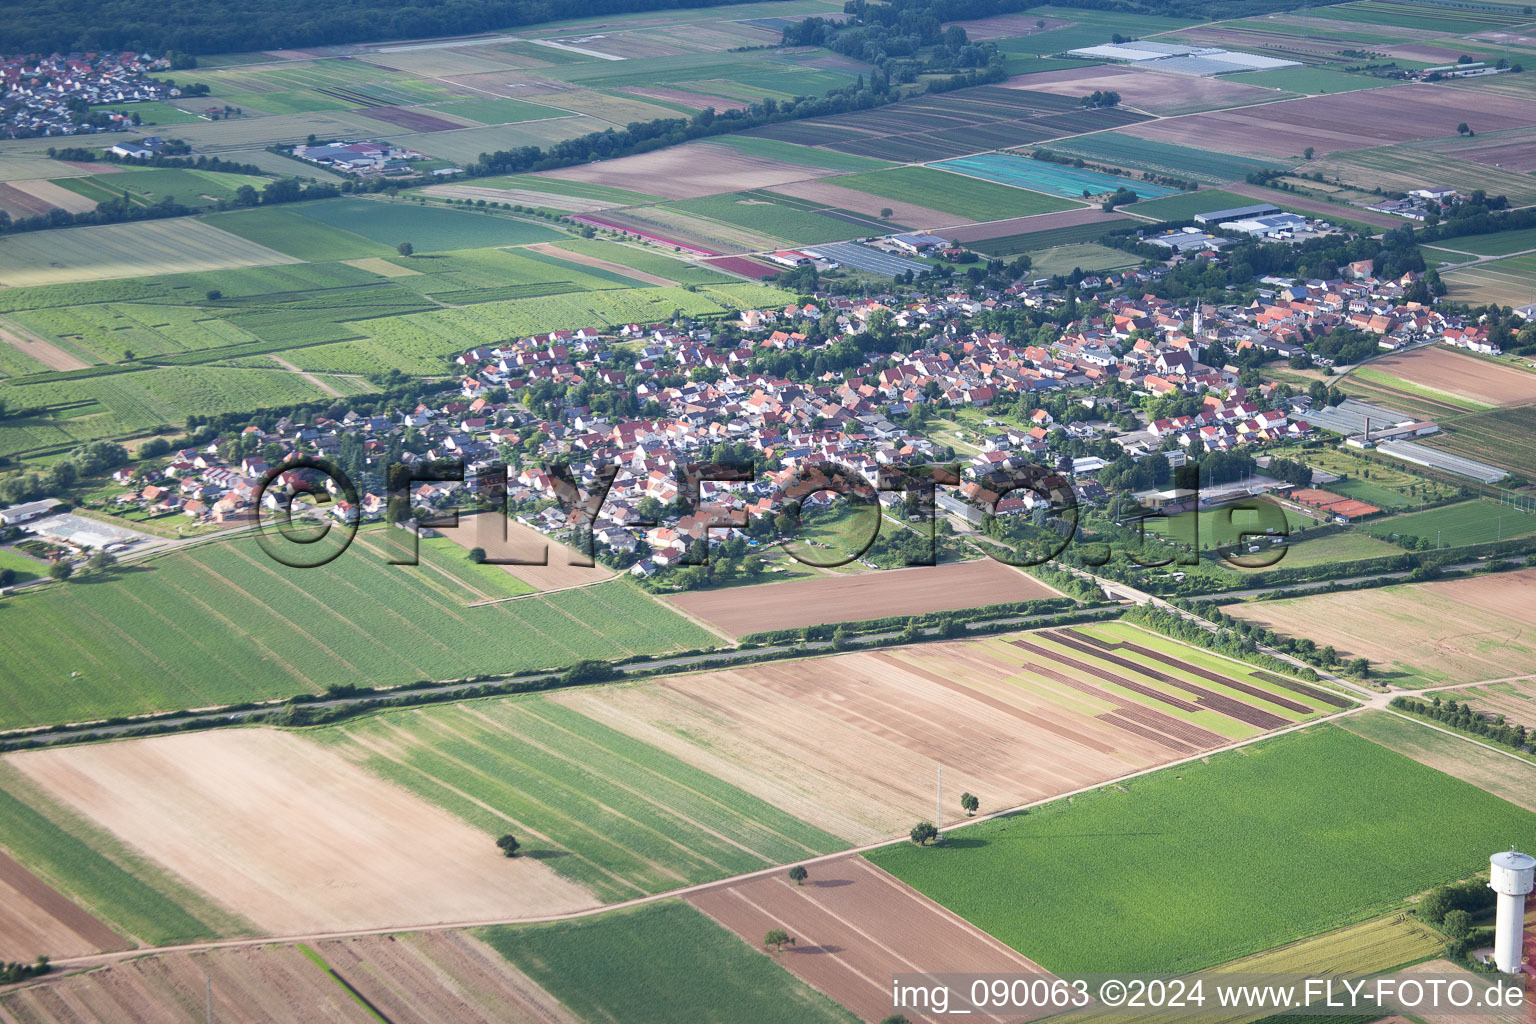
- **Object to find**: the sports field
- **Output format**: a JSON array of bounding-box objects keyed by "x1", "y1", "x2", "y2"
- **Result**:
[
  {"x1": 0, "y1": 529, "x2": 718, "y2": 729},
  {"x1": 869, "y1": 724, "x2": 1536, "y2": 974},
  {"x1": 557, "y1": 623, "x2": 1344, "y2": 844},
  {"x1": 312, "y1": 695, "x2": 845, "y2": 901},
  {"x1": 1225, "y1": 568, "x2": 1536, "y2": 687},
  {"x1": 480, "y1": 901, "x2": 858, "y2": 1024},
  {"x1": 1366, "y1": 498, "x2": 1536, "y2": 547}
]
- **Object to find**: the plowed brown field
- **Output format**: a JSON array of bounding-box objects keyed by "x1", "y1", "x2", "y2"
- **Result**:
[
  {"x1": 690, "y1": 855, "x2": 1048, "y2": 1023},
  {"x1": 430, "y1": 513, "x2": 616, "y2": 593},
  {"x1": 664, "y1": 558, "x2": 1058, "y2": 636}
]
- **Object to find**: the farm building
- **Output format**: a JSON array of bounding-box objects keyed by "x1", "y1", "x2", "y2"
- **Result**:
[
  {"x1": 1068, "y1": 43, "x2": 1298, "y2": 75},
  {"x1": 1219, "y1": 213, "x2": 1311, "y2": 239},
  {"x1": 889, "y1": 232, "x2": 946, "y2": 254},
  {"x1": 1194, "y1": 204, "x2": 1280, "y2": 225},
  {"x1": 1146, "y1": 227, "x2": 1231, "y2": 253},
  {"x1": 1377, "y1": 441, "x2": 1508, "y2": 484},
  {"x1": 0, "y1": 498, "x2": 61, "y2": 525}
]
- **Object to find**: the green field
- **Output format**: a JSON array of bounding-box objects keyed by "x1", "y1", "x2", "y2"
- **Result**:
[
  {"x1": 285, "y1": 198, "x2": 567, "y2": 252},
  {"x1": 869, "y1": 724, "x2": 1536, "y2": 974},
  {"x1": 1046, "y1": 134, "x2": 1279, "y2": 184},
  {"x1": 0, "y1": 530, "x2": 718, "y2": 729},
  {"x1": 1443, "y1": 252, "x2": 1536, "y2": 307},
  {"x1": 1124, "y1": 189, "x2": 1259, "y2": 221},
  {"x1": 312, "y1": 695, "x2": 845, "y2": 900},
  {"x1": 965, "y1": 216, "x2": 1136, "y2": 256},
  {"x1": 480, "y1": 902, "x2": 857, "y2": 1024},
  {"x1": 428, "y1": 97, "x2": 570, "y2": 124},
  {"x1": 1365, "y1": 497, "x2": 1536, "y2": 547},
  {"x1": 547, "y1": 238, "x2": 734, "y2": 284},
  {"x1": 1025, "y1": 242, "x2": 1141, "y2": 276},
  {"x1": 88, "y1": 100, "x2": 203, "y2": 125},
  {"x1": 1227, "y1": 66, "x2": 1391, "y2": 94},
  {"x1": 203, "y1": 207, "x2": 391, "y2": 261},
  {"x1": 466, "y1": 174, "x2": 661, "y2": 204},
  {"x1": 1318, "y1": 144, "x2": 1536, "y2": 209},
  {"x1": 1350, "y1": 367, "x2": 1494, "y2": 413},
  {"x1": 703, "y1": 134, "x2": 894, "y2": 172},
  {"x1": 57, "y1": 168, "x2": 271, "y2": 210},
  {"x1": 0, "y1": 762, "x2": 250, "y2": 944},
  {"x1": 1431, "y1": 225, "x2": 1536, "y2": 258},
  {"x1": 837, "y1": 166, "x2": 1079, "y2": 221}
]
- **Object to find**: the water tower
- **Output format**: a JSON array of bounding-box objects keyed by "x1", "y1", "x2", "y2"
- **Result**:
[{"x1": 1489, "y1": 848, "x2": 1535, "y2": 974}]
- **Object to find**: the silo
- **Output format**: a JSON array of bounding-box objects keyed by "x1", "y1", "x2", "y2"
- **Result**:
[{"x1": 1489, "y1": 848, "x2": 1535, "y2": 974}]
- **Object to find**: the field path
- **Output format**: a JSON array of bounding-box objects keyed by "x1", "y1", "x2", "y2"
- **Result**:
[
  {"x1": 0, "y1": 316, "x2": 89, "y2": 371},
  {"x1": 267, "y1": 353, "x2": 344, "y2": 397}
]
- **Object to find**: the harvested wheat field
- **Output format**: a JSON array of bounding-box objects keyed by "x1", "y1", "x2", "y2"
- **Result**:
[
  {"x1": 540, "y1": 141, "x2": 828, "y2": 200},
  {"x1": 689, "y1": 855, "x2": 1048, "y2": 1023},
  {"x1": 665, "y1": 558, "x2": 1058, "y2": 636},
  {"x1": 429, "y1": 512, "x2": 616, "y2": 593},
  {"x1": 767, "y1": 179, "x2": 966, "y2": 228},
  {"x1": 1431, "y1": 677, "x2": 1536, "y2": 730},
  {"x1": 525, "y1": 241, "x2": 676, "y2": 285},
  {"x1": 420, "y1": 183, "x2": 623, "y2": 212},
  {"x1": 0, "y1": 851, "x2": 124, "y2": 961},
  {"x1": 342, "y1": 256, "x2": 421, "y2": 277},
  {"x1": 6, "y1": 729, "x2": 595, "y2": 936},
  {"x1": 553, "y1": 624, "x2": 1335, "y2": 843},
  {"x1": 9, "y1": 178, "x2": 99, "y2": 214},
  {"x1": 1369, "y1": 346, "x2": 1536, "y2": 407},
  {"x1": 940, "y1": 205, "x2": 1128, "y2": 244},
  {"x1": 1224, "y1": 569, "x2": 1536, "y2": 687}
]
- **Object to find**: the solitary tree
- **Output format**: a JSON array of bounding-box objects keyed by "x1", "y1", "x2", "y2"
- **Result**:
[
  {"x1": 468, "y1": 546, "x2": 487, "y2": 564},
  {"x1": 788, "y1": 865, "x2": 808, "y2": 886},
  {"x1": 882, "y1": 1017, "x2": 912, "y2": 1024},
  {"x1": 764, "y1": 928, "x2": 794, "y2": 952},
  {"x1": 87, "y1": 549, "x2": 116, "y2": 574},
  {"x1": 48, "y1": 561, "x2": 73, "y2": 582},
  {"x1": 1457, "y1": 122, "x2": 1471, "y2": 136},
  {"x1": 206, "y1": 289, "x2": 222, "y2": 301},
  {"x1": 1347, "y1": 656, "x2": 1371, "y2": 678},
  {"x1": 880, "y1": 207, "x2": 894, "y2": 220},
  {"x1": 495, "y1": 834, "x2": 520, "y2": 857},
  {"x1": 960, "y1": 792, "x2": 980, "y2": 816},
  {"x1": 397, "y1": 241, "x2": 415, "y2": 257},
  {"x1": 1303, "y1": 146, "x2": 1315, "y2": 160},
  {"x1": 910, "y1": 821, "x2": 939, "y2": 846}
]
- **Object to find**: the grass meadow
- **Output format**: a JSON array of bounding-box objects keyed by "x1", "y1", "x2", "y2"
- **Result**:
[{"x1": 869, "y1": 725, "x2": 1536, "y2": 974}]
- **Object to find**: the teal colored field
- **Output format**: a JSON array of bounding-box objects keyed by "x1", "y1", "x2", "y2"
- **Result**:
[
  {"x1": 0, "y1": 530, "x2": 718, "y2": 730},
  {"x1": 932, "y1": 153, "x2": 1184, "y2": 200},
  {"x1": 1366, "y1": 498, "x2": 1536, "y2": 547},
  {"x1": 1046, "y1": 133, "x2": 1280, "y2": 184},
  {"x1": 1125, "y1": 188, "x2": 1259, "y2": 221},
  {"x1": 285, "y1": 198, "x2": 566, "y2": 252},
  {"x1": 835, "y1": 166, "x2": 1079, "y2": 221},
  {"x1": 203, "y1": 207, "x2": 390, "y2": 261},
  {"x1": 869, "y1": 725, "x2": 1536, "y2": 975},
  {"x1": 312, "y1": 696, "x2": 845, "y2": 900},
  {"x1": 480, "y1": 902, "x2": 857, "y2": 1024}
]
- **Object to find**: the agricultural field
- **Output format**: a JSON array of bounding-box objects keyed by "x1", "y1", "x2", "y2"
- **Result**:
[
  {"x1": 312, "y1": 696, "x2": 845, "y2": 901},
  {"x1": 556, "y1": 622, "x2": 1345, "y2": 846},
  {"x1": 1046, "y1": 132, "x2": 1279, "y2": 184},
  {"x1": 661, "y1": 191, "x2": 869, "y2": 246},
  {"x1": 835, "y1": 166, "x2": 1079, "y2": 221},
  {"x1": 665, "y1": 558, "x2": 1059, "y2": 636},
  {"x1": 1341, "y1": 710, "x2": 1536, "y2": 812},
  {"x1": 279, "y1": 197, "x2": 568, "y2": 251},
  {"x1": 703, "y1": 134, "x2": 894, "y2": 172},
  {"x1": 1430, "y1": 678, "x2": 1536, "y2": 732},
  {"x1": 1313, "y1": 143, "x2": 1536, "y2": 209},
  {"x1": 1303, "y1": 447, "x2": 1457, "y2": 509},
  {"x1": 480, "y1": 901, "x2": 858, "y2": 1024},
  {"x1": 0, "y1": 218, "x2": 298, "y2": 288},
  {"x1": 1425, "y1": 225, "x2": 1536, "y2": 258},
  {"x1": 1363, "y1": 346, "x2": 1536, "y2": 408},
  {"x1": 201, "y1": 206, "x2": 393, "y2": 261},
  {"x1": 869, "y1": 724, "x2": 1536, "y2": 974},
  {"x1": 1224, "y1": 567, "x2": 1536, "y2": 687},
  {"x1": 1228, "y1": 66, "x2": 1393, "y2": 93},
  {"x1": 426, "y1": 513, "x2": 617, "y2": 593},
  {"x1": 1425, "y1": 406, "x2": 1536, "y2": 479},
  {"x1": 933, "y1": 152, "x2": 1183, "y2": 200},
  {"x1": 690, "y1": 853, "x2": 1045, "y2": 1023},
  {"x1": 56, "y1": 168, "x2": 272, "y2": 210},
  {"x1": 1443, "y1": 252, "x2": 1536, "y2": 307},
  {"x1": 538, "y1": 140, "x2": 840, "y2": 200},
  {"x1": 1000, "y1": 65, "x2": 1287, "y2": 117},
  {"x1": 1124, "y1": 188, "x2": 1259, "y2": 221},
  {"x1": 0, "y1": 529, "x2": 718, "y2": 729},
  {"x1": 4, "y1": 728, "x2": 594, "y2": 935},
  {"x1": 961, "y1": 217, "x2": 1134, "y2": 255}
]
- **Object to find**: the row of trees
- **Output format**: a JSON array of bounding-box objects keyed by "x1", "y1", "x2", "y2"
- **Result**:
[{"x1": 1390, "y1": 696, "x2": 1532, "y2": 753}]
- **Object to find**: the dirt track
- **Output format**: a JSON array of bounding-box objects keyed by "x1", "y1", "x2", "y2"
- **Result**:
[{"x1": 0, "y1": 317, "x2": 89, "y2": 371}]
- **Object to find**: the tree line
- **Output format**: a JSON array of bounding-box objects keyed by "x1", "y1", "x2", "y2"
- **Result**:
[{"x1": 1391, "y1": 695, "x2": 1532, "y2": 753}]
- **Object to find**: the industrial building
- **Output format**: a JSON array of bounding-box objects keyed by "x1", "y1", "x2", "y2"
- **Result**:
[
  {"x1": 1067, "y1": 43, "x2": 1298, "y2": 75},
  {"x1": 1194, "y1": 204, "x2": 1280, "y2": 225}
]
